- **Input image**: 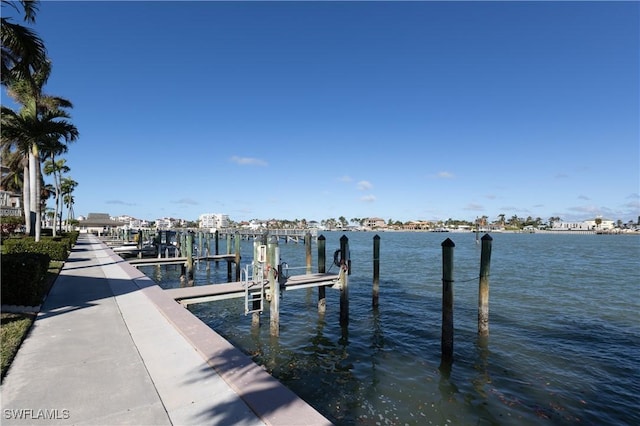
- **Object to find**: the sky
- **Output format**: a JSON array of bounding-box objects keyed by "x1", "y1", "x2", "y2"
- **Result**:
[{"x1": 2, "y1": 0, "x2": 639, "y2": 224}]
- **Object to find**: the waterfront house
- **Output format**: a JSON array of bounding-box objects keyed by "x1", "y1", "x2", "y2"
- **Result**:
[{"x1": 77, "y1": 213, "x2": 127, "y2": 234}]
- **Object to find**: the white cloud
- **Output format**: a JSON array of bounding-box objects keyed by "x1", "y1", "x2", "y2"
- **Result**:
[
  {"x1": 106, "y1": 200, "x2": 136, "y2": 206},
  {"x1": 230, "y1": 156, "x2": 268, "y2": 166},
  {"x1": 172, "y1": 198, "x2": 199, "y2": 206},
  {"x1": 357, "y1": 180, "x2": 373, "y2": 191},
  {"x1": 360, "y1": 195, "x2": 376, "y2": 203},
  {"x1": 463, "y1": 203, "x2": 485, "y2": 211},
  {"x1": 338, "y1": 175, "x2": 353, "y2": 183}
]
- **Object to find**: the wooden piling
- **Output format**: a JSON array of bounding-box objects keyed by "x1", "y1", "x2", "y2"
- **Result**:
[
  {"x1": 206, "y1": 233, "x2": 211, "y2": 270},
  {"x1": 373, "y1": 234, "x2": 380, "y2": 308},
  {"x1": 317, "y1": 235, "x2": 326, "y2": 314},
  {"x1": 478, "y1": 234, "x2": 493, "y2": 337},
  {"x1": 226, "y1": 233, "x2": 232, "y2": 281},
  {"x1": 305, "y1": 232, "x2": 312, "y2": 274},
  {"x1": 214, "y1": 230, "x2": 220, "y2": 267},
  {"x1": 234, "y1": 231, "x2": 241, "y2": 281},
  {"x1": 441, "y1": 238, "x2": 455, "y2": 363},
  {"x1": 340, "y1": 235, "x2": 350, "y2": 325},
  {"x1": 186, "y1": 232, "x2": 194, "y2": 281},
  {"x1": 268, "y1": 236, "x2": 280, "y2": 336}
]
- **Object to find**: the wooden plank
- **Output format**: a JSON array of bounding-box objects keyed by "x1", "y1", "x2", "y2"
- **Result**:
[
  {"x1": 128, "y1": 254, "x2": 235, "y2": 267},
  {"x1": 164, "y1": 273, "x2": 341, "y2": 306}
]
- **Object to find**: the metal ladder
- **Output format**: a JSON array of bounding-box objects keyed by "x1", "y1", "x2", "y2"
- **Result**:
[{"x1": 242, "y1": 263, "x2": 266, "y2": 315}]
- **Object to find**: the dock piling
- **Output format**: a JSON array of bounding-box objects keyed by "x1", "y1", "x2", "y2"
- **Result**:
[
  {"x1": 305, "y1": 232, "x2": 312, "y2": 274},
  {"x1": 373, "y1": 234, "x2": 380, "y2": 308},
  {"x1": 478, "y1": 234, "x2": 493, "y2": 337},
  {"x1": 317, "y1": 235, "x2": 326, "y2": 314},
  {"x1": 339, "y1": 235, "x2": 350, "y2": 325},
  {"x1": 441, "y1": 238, "x2": 455, "y2": 364}
]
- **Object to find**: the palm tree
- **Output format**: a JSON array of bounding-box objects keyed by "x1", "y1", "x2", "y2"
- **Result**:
[
  {"x1": 1, "y1": 60, "x2": 78, "y2": 241},
  {"x1": 1, "y1": 0, "x2": 47, "y2": 86},
  {"x1": 61, "y1": 177, "x2": 77, "y2": 231},
  {"x1": 0, "y1": 145, "x2": 24, "y2": 194},
  {"x1": 43, "y1": 156, "x2": 69, "y2": 236}
]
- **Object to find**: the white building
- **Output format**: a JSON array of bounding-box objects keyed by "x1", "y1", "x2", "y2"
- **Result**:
[
  {"x1": 155, "y1": 217, "x2": 175, "y2": 230},
  {"x1": 198, "y1": 213, "x2": 229, "y2": 230},
  {"x1": 551, "y1": 217, "x2": 615, "y2": 231},
  {"x1": 583, "y1": 217, "x2": 615, "y2": 230}
]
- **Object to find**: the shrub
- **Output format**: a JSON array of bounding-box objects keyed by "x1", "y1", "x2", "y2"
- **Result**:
[
  {"x1": 3, "y1": 238, "x2": 69, "y2": 261},
  {"x1": 0, "y1": 216, "x2": 24, "y2": 241},
  {"x1": 1, "y1": 253, "x2": 51, "y2": 306}
]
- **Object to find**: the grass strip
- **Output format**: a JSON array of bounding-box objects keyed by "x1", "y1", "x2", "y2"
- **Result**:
[{"x1": 1, "y1": 313, "x2": 35, "y2": 380}]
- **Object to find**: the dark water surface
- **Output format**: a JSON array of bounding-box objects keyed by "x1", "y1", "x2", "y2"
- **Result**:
[{"x1": 140, "y1": 232, "x2": 640, "y2": 425}]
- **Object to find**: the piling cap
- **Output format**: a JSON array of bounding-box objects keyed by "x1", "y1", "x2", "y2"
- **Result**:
[
  {"x1": 441, "y1": 238, "x2": 455, "y2": 247},
  {"x1": 481, "y1": 233, "x2": 493, "y2": 241}
]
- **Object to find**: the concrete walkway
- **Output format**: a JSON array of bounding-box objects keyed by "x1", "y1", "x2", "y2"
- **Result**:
[{"x1": 1, "y1": 234, "x2": 331, "y2": 425}]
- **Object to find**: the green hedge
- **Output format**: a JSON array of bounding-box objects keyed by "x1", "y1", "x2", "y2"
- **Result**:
[
  {"x1": 1, "y1": 253, "x2": 51, "y2": 306},
  {"x1": 3, "y1": 238, "x2": 69, "y2": 261}
]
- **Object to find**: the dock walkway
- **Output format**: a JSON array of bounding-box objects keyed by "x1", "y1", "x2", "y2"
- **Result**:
[{"x1": 0, "y1": 234, "x2": 331, "y2": 425}]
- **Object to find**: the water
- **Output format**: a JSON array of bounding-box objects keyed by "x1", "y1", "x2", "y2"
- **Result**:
[{"x1": 140, "y1": 232, "x2": 640, "y2": 425}]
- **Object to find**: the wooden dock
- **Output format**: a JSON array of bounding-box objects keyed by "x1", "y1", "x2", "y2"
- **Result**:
[
  {"x1": 128, "y1": 254, "x2": 236, "y2": 267},
  {"x1": 165, "y1": 272, "x2": 341, "y2": 306}
]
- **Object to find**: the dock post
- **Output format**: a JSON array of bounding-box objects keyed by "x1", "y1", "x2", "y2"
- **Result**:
[
  {"x1": 235, "y1": 231, "x2": 241, "y2": 282},
  {"x1": 206, "y1": 232, "x2": 211, "y2": 271},
  {"x1": 215, "y1": 230, "x2": 220, "y2": 268},
  {"x1": 441, "y1": 238, "x2": 455, "y2": 364},
  {"x1": 198, "y1": 232, "x2": 203, "y2": 264},
  {"x1": 305, "y1": 232, "x2": 312, "y2": 274},
  {"x1": 186, "y1": 231, "x2": 194, "y2": 281},
  {"x1": 373, "y1": 234, "x2": 380, "y2": 308},
  {"x1": 268, "y1": 236, "x2": 280, "y2": 336},
  {"x1": 478, "y1": 234, "x2": 493, "y2": 337},
  {"x1": 317, "y1": 235, "x2": 326, "y2": 314},
  {"x1": 339, "y1": 235, "x2": 350, "y2": 325},
  {"x1": 226, "y1": 233, "x2": 232, "y2": 282},
  {"x1": 137, "y1": 228, "x2": 142, "y2": 259}
]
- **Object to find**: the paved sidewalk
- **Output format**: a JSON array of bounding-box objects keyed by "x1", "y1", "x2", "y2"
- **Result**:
[{"x1": 1, "y1": 234, "x2": 331, "y2": 425}]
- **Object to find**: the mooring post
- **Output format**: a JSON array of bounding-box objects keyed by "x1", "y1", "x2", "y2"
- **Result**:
[
  {"x1": 235, "y1": 231, "x2": 241, "y2": 282},
  {"x1": 317, "y1": 235, "x2": 326, "y2": 314},
  {"x1": 441, "y1": 238, "x2": 455, "y2": 364},
  {"x1": 137, "y1": 228, "x2": 142, "y2": 259},
  {"x1": 373, "y1": 234, "x2": 380, "y2": 308},
  {"x1": 214, "y1": 230, "x2": 220, "y2": 268},
  {"x1": 186, "y1": 231, "x2": 194, "y2": 281},
  {"x1": 340, "y1": 235, "x2": 350, "y2": 325},
  {"x1": 268, "y1": 236, "x2": 280, "y2": 336},
  {"x1": 197, "y1": 231, "x2": 203, "y2": 263},
  {"x1": 478, "y1": 234, "x2": 493, "y2": 337},
  {"x1": 305, "y1": 231, "x2": 312, "y2": 274},
  {"x1": 226, "y1": 233, "x2": 232, "y2": 282},
  {"x1": 205, "y1": 232, "x2": 211, "y2": 271}
]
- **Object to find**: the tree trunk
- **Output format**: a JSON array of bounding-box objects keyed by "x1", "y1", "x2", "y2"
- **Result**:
[
  {"x1": 28, "y1": 150, "x2": 37, "y2": 237},
  {"x1": 29, "y1": 147, "x2": 41, "y2": 242},
  {"x1": 22, "y1": 163, "x2": 31, "y2": 235}
]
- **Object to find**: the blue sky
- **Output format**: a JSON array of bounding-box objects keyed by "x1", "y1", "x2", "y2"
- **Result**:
[{"x1": 3, "y1": 1, "x2": 639, "y2": 223}]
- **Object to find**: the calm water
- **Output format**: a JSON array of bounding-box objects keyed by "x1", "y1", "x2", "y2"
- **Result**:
[{"x1": 140, "y1": 232, "x2": 640, "y2": 425}]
